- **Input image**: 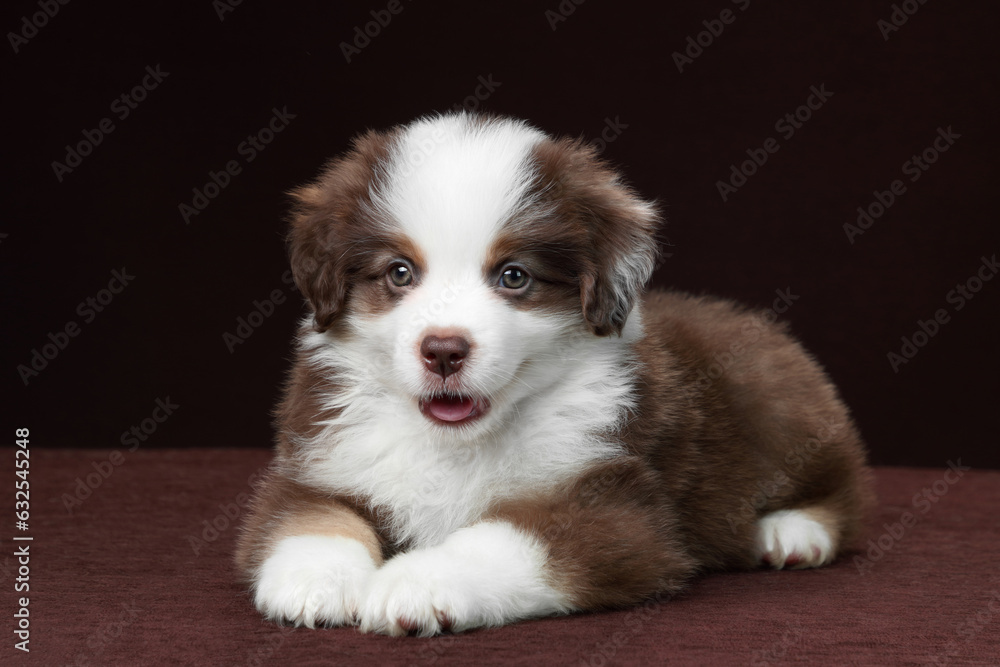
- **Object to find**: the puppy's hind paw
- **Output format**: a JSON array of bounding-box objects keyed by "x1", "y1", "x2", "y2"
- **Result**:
[{"x1": 755, "y1": 509, "x2": 835, "y2": 570}]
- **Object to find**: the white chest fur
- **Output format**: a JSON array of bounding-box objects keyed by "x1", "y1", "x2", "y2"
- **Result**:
[{"x1": 292, "y1": 320, "x2": 643, "y2": 549}]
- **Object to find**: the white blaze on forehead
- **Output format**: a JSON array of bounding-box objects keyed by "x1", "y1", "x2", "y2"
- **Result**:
[{"x1": 378, "y1": 114, "x2": 546, "y2": 268}]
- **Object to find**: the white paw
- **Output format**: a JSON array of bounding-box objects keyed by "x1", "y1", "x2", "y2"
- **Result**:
[
  {"x1": 358, "y1": 548, "x2": 472, "y2": 636},
  {"x1": 357, "y1": 522, "x2": 570, "y2": 636},
  {"x1": 755, "y1": 509, "x2": 834, "y2": 569},
  {"x1": 253, "y1": 535, "x2": 377, "y2": 628}
]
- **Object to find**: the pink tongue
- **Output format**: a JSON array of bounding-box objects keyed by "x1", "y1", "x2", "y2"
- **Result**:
[{"x1": 428, "y1": 396, "x2": 476, "y2": 422}]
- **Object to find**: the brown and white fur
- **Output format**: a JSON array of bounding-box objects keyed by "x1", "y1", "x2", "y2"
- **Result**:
[{"x1": 235, "y1": 112, "x2": 873, "y2": 636}]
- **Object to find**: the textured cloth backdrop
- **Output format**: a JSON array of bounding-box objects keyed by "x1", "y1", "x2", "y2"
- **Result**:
[{"x1": 3, "y1": 449, "x2": 997, "y2": 666}]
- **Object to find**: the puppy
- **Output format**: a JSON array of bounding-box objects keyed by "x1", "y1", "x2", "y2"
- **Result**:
[{"x1": 236, "y1": 112, "x2": 872, "y2": 636}]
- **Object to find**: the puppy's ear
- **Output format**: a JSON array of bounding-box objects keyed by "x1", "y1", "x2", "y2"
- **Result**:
[
  {"x1": 287, "y1": 184, "x2": 348, "y2": 332},
  {"x1": 287, "y1": 130, "x2": 396, "y2": 332},
  {"x1": 533, "y1": 138, "x2": 660, "y2": 337}
]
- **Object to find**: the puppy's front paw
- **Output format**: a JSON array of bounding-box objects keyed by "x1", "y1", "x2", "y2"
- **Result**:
[
  {"x1": 253, "y1": 535, "x2": 377, "y2": 629},
  {"x1": 357, "y1": 549, "x2": 472, "y2": 636},
  {"x1": 755, "y1": 509, "x2": 835, "y2": 569},
  {"x1": 357, "y1": 522, "x2": 571, "y2": 636}
]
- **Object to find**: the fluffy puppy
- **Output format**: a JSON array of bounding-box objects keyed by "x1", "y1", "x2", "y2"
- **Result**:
[{"x1": 235, "y1": 112, "x2": 873, "y2": 636}]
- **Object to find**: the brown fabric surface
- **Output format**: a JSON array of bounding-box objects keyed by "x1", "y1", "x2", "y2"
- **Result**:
[{"x1": 3, "y1": 449, "x2": 998, "y2": 666}]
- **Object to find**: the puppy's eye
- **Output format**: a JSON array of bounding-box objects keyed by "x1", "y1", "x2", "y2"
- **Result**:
[
  {"x1": 387, "y1": 263, "x2": 413, "y2": 287},
  {"x1": 499, "y1": 266, "x2": 530, "y2": 290}
]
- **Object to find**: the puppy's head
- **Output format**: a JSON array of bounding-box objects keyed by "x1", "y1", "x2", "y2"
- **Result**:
[{"x1": 288, "y1": 113, "x2": 659, "y2": 432}]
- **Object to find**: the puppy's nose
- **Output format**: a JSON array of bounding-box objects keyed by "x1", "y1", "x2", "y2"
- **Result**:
[{"x1": 420, "y1": 336, "x2": 470, "y2": 378}]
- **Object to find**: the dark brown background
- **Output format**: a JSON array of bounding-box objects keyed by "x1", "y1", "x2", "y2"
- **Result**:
[{"x1": 2, "y1": 0, "x2": 997, "y2": 467}]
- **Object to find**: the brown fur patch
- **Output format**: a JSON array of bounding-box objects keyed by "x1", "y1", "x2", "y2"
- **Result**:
[
  {"x1": 276, "y1": 505, "x2": 383, "y2": 565},
  {"x1": 341, "y1": 232, "x2": 426, "y2": 320},
  {"x1": 234, "y1": 471, "x2": 386, "y2": 580},
  {"x1": 489, "y1": 458, "x2": 696, "y2": 609},
  {"x1": 287, "y1": 127, "x2": 421, "y2": 331},
  {"x1": 799, "y1": 505, "x2": 842, "y2": 545},
  {"x1": 482, "y1": 137, "x2": 660, "y2": 335},
  {"x1": 482, "y1": 230, "x2": 586, "y2": 318},
  {"x1": 271, "y1": 338, "x2": 342, "y2": 455}
]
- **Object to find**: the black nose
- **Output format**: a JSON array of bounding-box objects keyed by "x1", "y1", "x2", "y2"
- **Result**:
[{"x1": 420, "y1": 336, "x2": 470, "y2": 378}]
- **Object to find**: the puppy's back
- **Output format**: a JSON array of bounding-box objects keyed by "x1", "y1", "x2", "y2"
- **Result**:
[{"x1": 629, "y1": 291, "x2": 873, "y2": 570}]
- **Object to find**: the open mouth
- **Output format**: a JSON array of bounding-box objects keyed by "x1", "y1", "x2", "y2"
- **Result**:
[{"x1": 418, "y1": 393, "x2": 490, "y2": 426}]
